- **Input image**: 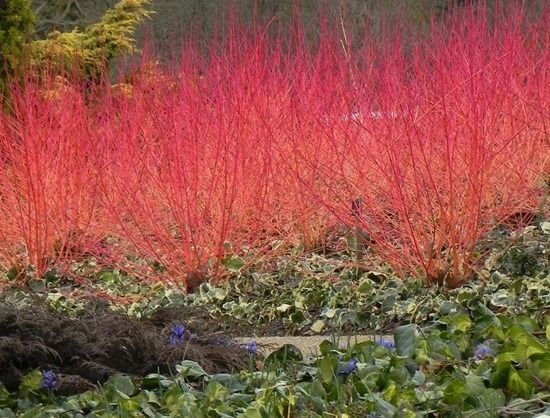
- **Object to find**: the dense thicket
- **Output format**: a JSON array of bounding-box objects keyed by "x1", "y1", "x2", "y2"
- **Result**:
[{"x1": 0, "y1": 1, "x2": 546, "y2": 289}]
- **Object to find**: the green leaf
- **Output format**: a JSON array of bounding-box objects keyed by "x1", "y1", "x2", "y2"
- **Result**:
[
  {"x1": 325, "y1": 308, "x2": 336, "y2": 319},
  {"x1": 310, "y1": 319, "x2": 325, "y2": 333},
  {"x1": 382, "y1": 381, "x2": 398, "y2": 402},
  {"x1": 357, "y1": 279, "x2": 373, "y2": 294},
  {"x1": 264, "y1": 344, "x2": 303, "y2": 367},
  {"x1": 100, "y1": 271, "x2": 117, "y2": 282},
  {"x1": 489, "y1": 289, "x2": 511, "y2": 308},
  {"x1": 28, "y1": 279, "x2": 45, "y2": 293},
  {"x1": 6, "y1": 267, "x2": 19, "y2": 281},
  {"x1": 478, "y1": 388, "x2": 505, "y2": 411},
  {"x1": 464, "y1": 375, "x2": 486, "y2": 396},
  {"x1": 319, "y1": 340, "x2": 335, "y2": 356},
  {"x1": 42, "y1": 269, "x2": 59, "y2": 283},
  {"x1": 444, "y1": 380, "x2": 467, "y2": 404},
  {"x1": 531, "y1": 353, "x2": 550, "y2": 384},
  {"x1": 221, "y1": 255, "x2": 245, "y2": 271},
  {"x1": 319, "y1": 356, "x2": 336, "y2": 383},
  {"x1": 205, "y1": 381, "x2": 229, "y2": 402},
  {"x1": 507, "y1": 370, "x2": 533, "y2": 398},
  {"x1": 0, "y1": 408, "x2": 16, "y2": 418},
  {"x1": 452, "y1": 314, "x2": 472, "y2": 332},
  {"x1": 373, "y1": 393, "x2": 397, "y2": 417},
  {"x1": 19, "y1": 370, "x2": 43, "y2": 394},
  {"x1": 242, "y1": 409, "x2": 262, "y2": 418},
  {"x1": 290, "y1": 311, "x2": 305, "y2": 324},
  {"x1": 412, "y1": 370, "x2": 426, "y2": 386},
  {"x1": 276, "y1": 303, "x2": 292, "y2": 312},
  {"x1": 395, "y1": 324, "x2": 416, "y2": 358},
  {"x1": 141, "y1": 373, "x2": 173, "y2": 390},
  {"x1": 388, "y1": 365, "x2": 409, "y2": 384},
  {"x1": 176, "y1": 361, "x2": 208, "y2": 378},
  {"x1": 106, "y1": 374, "x2": 135, "y2": 397}
]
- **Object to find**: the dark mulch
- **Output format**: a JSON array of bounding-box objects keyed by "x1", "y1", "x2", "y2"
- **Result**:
[{"x1": 0, "y1": 295, "x2": 257, "y2": 395}]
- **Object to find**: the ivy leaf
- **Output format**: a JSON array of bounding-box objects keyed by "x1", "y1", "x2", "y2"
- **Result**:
[
  {"x1": 412, "y1": 370, "x2": 426, "y2": 386},
  {"x1": 264, "y1": 344, "x2": 303, "y2": 367},
  {"x1": 357, "y1": 279, "x2": 373, "y2": 294},
  {"x1": 276, "y1": 303, "x2": 292, "y2": 312},
  {"x1": 28, "y1": 279, "x2": 45, "y2": 293},
  {"x1": 444, "y1": 380, "x2": 466, "y2": 404},
  {"x1": 290, "y1": 311, "x2": 305, "y2": 324},
  {"x1": 176, "y1": 361, "x2": 208, "y2": 378},
  {"x1": 395, "y1": 324, "x2": 416, "y2": 358},
  {"x1": 205, "y1": 381, "x2": 229, "y2": 402},
  {"x1": 452, "y1": 314, "x2": 472, "y2": 332},
  {"x1": 478, "y1": 388, "x2": 505, "y2": 410},
  {"x1": 319, "y1": 356, "x2": 336, "y2": 383},
  {"x1": 507, "y1": 370, "x2": 534, "y2": 398},
  {"x1": 464, "y1": 375, "x2": 486, "y2": 396},
  {"x1": 324, "y1": 308, "x2": 336, "y2": 319},
  {"x1": 242, "y1": 409, "x2": 262, "y2": 418},
  {"x1": 104, "y1": 374, "x2": 135, "y2": 398},
  {"x1": 19, "y1": 370, "x2": 43, "y2": 394},
  {"x1": 373, "y1": 393, "x2": 397, "y2": 417},
  {"x1": 395, "y1": 324, "x2": 418, "y2": 374},
  {"x1": 221, "y1": 255, "x2": 245, "y2": 271},
  {"x1": 464, "y1": 388, "x2": 505, "y2": 418},
  {"x1": 531, "y1": 353, "x2": 550, "y2": 385},
  {"x1": 310, "y1": 319, "x2": 325, "y2": 333},
  {"x1": 319, "y1": 340, "x2": 335, "y2": 356}
]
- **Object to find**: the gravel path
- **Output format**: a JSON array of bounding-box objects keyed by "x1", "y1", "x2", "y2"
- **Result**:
[{"x1": 236, "y1": 335, "x2": 394, "y2": 356}]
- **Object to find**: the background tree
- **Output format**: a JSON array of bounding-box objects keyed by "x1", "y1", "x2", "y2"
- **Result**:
[
  {"x1": 1, "y1": 0, "x2": 150, "y2": 102},
  {"x1": 0, "y1": 0, "x2": 35, "y2": 95},
  {"x1": 30, "y1": 0, "x2": 151, "y2": 78}
]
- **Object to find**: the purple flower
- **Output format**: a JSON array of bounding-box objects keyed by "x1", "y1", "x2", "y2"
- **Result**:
[
  {"x1": 376, "y1": 339, "x2": 395, "y2": 350},
  {"x1": 244, "y1": 341, "x2": 257, "y2": 355},
  {"x1": 474, "y1": 342, "x2": 492, "y2": 361},
  {"x1": 338, "y1": 357, "x2": 358, "y2": 376},
  {"x1": 41, "y1": 370, "x2": 58, "y2": 391},
  {"x1": 169, "y1": 324, "x2": 186, "y2": 346}
]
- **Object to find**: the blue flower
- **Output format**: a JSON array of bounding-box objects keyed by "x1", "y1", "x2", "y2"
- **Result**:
[
  {"x1": 376, "y1": 339, "x2": 395, "y2": 350},
  {"x1": 169, "y1": 324, "x2": 186, "y2": 346},
  {"x1": 244, "y1": 341, "x2": 257, "y2": 355},
  {"x1": 338, "y1": 357, "x2": 358, "y2": 376},
  {"x1": 41, "y1": 370, "x2": 58, "y2": 391},
  {"x1": 474, "y1": 342, "x2": 492, "y2": 360}
]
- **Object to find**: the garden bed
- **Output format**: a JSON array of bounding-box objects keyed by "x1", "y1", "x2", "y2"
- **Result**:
[
  {"x1": 1, "y1": 1, "x2": 549, "y2": 415},
  {"x1": 1, "y1": 265, "x2": 549, "y2": 417},
  {"x1": 0, "y1": 221, "x2": 548, "y2": 416},
  {"x1": 0, "y1": 297, "x2": 258, "y2": 395}
]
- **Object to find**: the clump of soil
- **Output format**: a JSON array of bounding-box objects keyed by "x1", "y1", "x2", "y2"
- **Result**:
[{"x1": 0, "y1": 294, "x2": 257, "y2": 395}]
